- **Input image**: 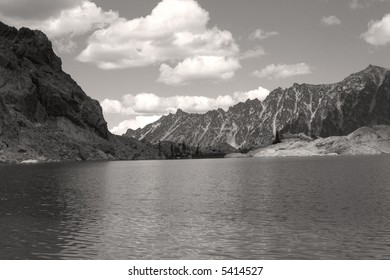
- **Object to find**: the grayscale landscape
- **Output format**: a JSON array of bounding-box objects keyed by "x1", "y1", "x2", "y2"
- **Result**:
[{"x1": 1, "y1": 0, "x2": 390, "y2": 259}]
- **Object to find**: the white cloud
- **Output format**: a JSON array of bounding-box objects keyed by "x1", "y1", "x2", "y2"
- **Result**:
[
  {"x1": 110, "y1": 120, "x2": 138, "y2": 135},
  {"x1": 76, "y1": 0, "x2": 240, "y2": 84},
  {"x1": 361, "y1": 13, "x2": 390, "y2": 46},
  {"x1": 253, "y1": 63, "x2": 312, "y2": 80},
  {"x1": 157, "y1": 56, "x2": 241, "y2": 85},
  {"x1": 110, "y1": 116, "x2": 162, "y2": 135},
  {"x1": 249, "y1": 29, "x2": 279, "y2": 40},
  {"x1": 1, "y1": 1, "x2": 119, "y2": 53},
  {"x1": 101, "y1": 87, "x2": 269, "y2": 117},
  {"x1": 32, "y1": 1, "x2": 118, "y2": 38},
  {"x1": 3, "y1": 0, "x2": 241, "y2": 83},
  {"x1": 101, "y1": 99, "x2": 129, "y2": 115},
  {"x1": 240, "y1": 46, "x2": 266, "y2": 60},
  {"x1": 52, "y1": 38, "x2": 78, "y2": 54},
  {"x1": 321, "y1": 15, "x2": 341, "y2": 26},
  {"x1": 233, "y1": 86, "x2": 270, "y2": 102}
]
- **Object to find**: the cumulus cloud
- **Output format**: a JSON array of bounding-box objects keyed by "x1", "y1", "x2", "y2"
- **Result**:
[
  {"x1": 157, "y1": 56, "x2": 241, "y2": 85},
  {"x1": 361, "y1": 13, "x2": 390, "y2": 46},
  {"x1": 76, "y1": 0, "x2": 240, "y2": 85},
  {"x1": 101, "y1": 87, "x2": 269, "y2": 117},
  {"x1": 240, "y1": 46, "x2": 266, "y2": 60},
  {"x1": 110, "y1": 116, "x2": 162, "y2": 135},
  {"x1": 1, "y1": 1, "x2": 119, "y2": 53},
  {"x1": 249, "y1": 29, "x2": 279, "y2": 40},
  {"x1": 105, "y1": 87, "x2": 270, "y2": 134},
  {"x1": 321, "y1": 15, "x2": 341, "y2": 26},
  {"x1": 232, "y1": 86, "x2": 270, "y2": 102},
  {"x1": 3, "y1": 0, "x2": 241, "y2": 83},
  {"x1": 253, "y1": 63, "x2": 312, "y2": 80}
]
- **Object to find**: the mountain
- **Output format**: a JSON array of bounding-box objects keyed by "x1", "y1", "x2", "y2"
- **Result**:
[
  {"x1": 128, "y1": 65, "x2": 390, "y2": 149},
  {"x1": 0, "y1": 21, "x2": 161, "y2": 163}
]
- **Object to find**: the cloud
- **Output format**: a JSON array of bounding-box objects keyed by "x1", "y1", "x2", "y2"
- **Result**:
[
  {"x1": 3, "y1": 0, "x2": 241, "y2": 83},
  {"x1": 249, "y1": 29, "x2": 279, "y2": 40},
  {"x1": 76, "y1": 0, "x2": 240, "y2": 84},
  {"x1": 350, "y1": 0, "x2": 370, "y2": 9},
  {"x1": 101, "y1": 87, "x2": 269, "y2": 117},
  {"x1": 110, "y1": 116, "x2": 162, "y2": 135},
  {"x1": 321, "y1": 15, "x2": 341, "y2": 26},
  {"x1": 52, "y1": 38, "x2": 78, "y2": 54},
  {"x1": 0, "y1": 1, "x2": 119, "y2": 53},
  {"x1": 361, "y1": 13, "x2": 390, "y2": 46},
  {"x1": 349, "y1": 0, "x2": 389, "y2": 9},
  {"x1": 105, "y1": 87, "x2": 270, "y2": 134},
  {"x1": 232, "y1": 86, "x2": 270, "y2": 102},
  {"x1": 157, "y1": 56, "x2": 241, "y2": 85},
  {"x1": 253, "y1": 63, "x2": 312, "y2": 80},
  {"x1": 240, "y1": 46, "x2": 266, "y2": 60},
  {"x1": 101, "y1": 99, "x2": 129, "y2": 115}
]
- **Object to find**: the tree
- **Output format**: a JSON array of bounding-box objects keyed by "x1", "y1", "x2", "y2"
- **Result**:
[
  {"x1": 272, "y1": 130, "x2": 281, "y2": 144},
  {"x1": 195, "y1": 144, "x2": 200, "y2": 158},
  {"x1": 170, "y1": 143, "x2": 175, "y2": 158},
  {"x1": 182, "y1": 140, "x2": 186, "y2": 153}
]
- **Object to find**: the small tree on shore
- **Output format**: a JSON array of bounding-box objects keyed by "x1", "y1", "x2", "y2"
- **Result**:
[
  {"x1": 272, "y1": 130, "x2": 281, "y2": 144},
  {"x1": 182, "y1": 141, "x2": 186, "y2": 153},
  {"x1": 170, "y1": 143, "x2": 175, "y2": 158},
  {"x1": 194, "y1": 144, "x2": 200, "y2": 158},
  {"x1": 158, "y1": 140, "x2": 161, "y2": 157}
]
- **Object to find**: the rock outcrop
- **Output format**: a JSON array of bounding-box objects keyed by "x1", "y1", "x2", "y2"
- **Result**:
[
  {"x1": 0, "y1": 21, "x2": 161, "y2": 163},
  {"x1": 251, "y1": 125, "x2": 390, "y2": 157},
  {"x1": 129, "y1": 65, "x2": 390, "y2": 149}
]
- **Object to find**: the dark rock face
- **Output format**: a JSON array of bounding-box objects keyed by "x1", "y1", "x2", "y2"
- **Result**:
[
  {"x1": 0, "y1": 21, "x2": 161, "y2": 163},
  {"x1": 0, "y1": 21, "x2": 109, "y2": 139},
  {"x1": 130, "y1": 65, "x2": 390, "y2": 148}
]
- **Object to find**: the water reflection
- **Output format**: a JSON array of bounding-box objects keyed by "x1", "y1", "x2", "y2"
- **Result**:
[
  {"x1": 0, "y1": 162, "x2": 111, "y2": 259},
  {"x1": 1, "y1": 156, "x2": 390, "y2": 259}
]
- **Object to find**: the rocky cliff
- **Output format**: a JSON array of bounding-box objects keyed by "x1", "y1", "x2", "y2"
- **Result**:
[
  {"x1": 129, "y1": 65, "x2": 390, "y2": 149},
  {"x1": 0, "y1": 21, "x2": 161, "y2": 163}
]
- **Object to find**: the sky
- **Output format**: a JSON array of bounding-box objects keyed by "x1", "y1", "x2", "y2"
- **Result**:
[{"x1": 0, "y1": 0, "x2": 390, "y2": 134}]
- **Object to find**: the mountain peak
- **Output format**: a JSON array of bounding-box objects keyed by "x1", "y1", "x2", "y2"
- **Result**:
[
  {"x1": 360, "y1": 64, "x2": 388, "y2": 75},
  {"x1": 366, "y1": 64, "x2": 384, "y2": 70},
  {"x1": 176, "y1": 108, "x2": 188, "y2": 115},
  {"x1": 0, "y1": 21, "x2": 62, "y2": 71},
  {"x1": 132, "y1": 65, "x2": 390, "y2": 148}
]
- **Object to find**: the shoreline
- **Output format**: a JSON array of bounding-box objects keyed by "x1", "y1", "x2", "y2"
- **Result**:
[{"x1": 2, "y1": 125, "x2": 390, "y2": 165}]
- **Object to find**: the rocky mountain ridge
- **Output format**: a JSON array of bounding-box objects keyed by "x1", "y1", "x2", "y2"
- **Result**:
[
  {"x1": 0, "y1": 21, "x2": 161, "y2": 163},
  {"x1": 128, "y1": 65, "x2": 390, "y2": 149}
]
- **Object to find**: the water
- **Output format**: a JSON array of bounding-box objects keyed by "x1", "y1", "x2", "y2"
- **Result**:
[{"x1": 1, "y1": 155, "x2": 390, "y2": 259}]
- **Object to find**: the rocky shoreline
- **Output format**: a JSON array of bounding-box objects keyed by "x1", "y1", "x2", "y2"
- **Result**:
[
  {"x1": 3, "y1": 125, "x2": 390, "y2": 165},
  {"x1": 225, "y1": 125, "x2": 390, "y2": 158}
]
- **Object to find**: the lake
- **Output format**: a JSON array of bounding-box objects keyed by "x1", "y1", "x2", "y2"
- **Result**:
[{"x1": 1, "y1": 156, "x2": 390, "y2": 259}]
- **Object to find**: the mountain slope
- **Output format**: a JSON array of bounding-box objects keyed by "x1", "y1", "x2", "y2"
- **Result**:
[
  {"x1": 0, "y1": 21, "x2": 161, "y2": 163},
  {"x1": 129, "y1": 65, "x2": 390, "y2": 148}
]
